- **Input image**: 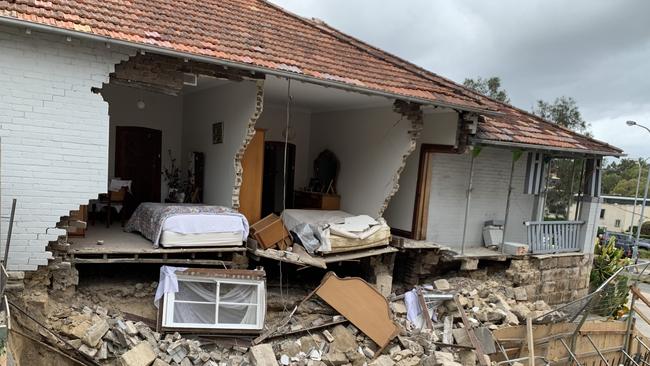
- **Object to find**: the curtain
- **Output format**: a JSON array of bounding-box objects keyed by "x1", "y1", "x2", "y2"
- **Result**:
[
  {"x1": 173, "y1": 281, "x2": 216, "y2": 324},
  {"x1": 172, "y1": 281, "x2": 258, "y2": 326}
]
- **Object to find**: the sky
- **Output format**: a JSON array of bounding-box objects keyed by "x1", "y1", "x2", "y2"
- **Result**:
[{"x1": 271, "y1": 0, "x2": 650, "y2": 160}]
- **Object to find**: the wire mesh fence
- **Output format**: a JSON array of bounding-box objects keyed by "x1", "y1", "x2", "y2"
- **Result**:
[{"x1": 533, "y1": 262, "x2": 650, "y2": 325}]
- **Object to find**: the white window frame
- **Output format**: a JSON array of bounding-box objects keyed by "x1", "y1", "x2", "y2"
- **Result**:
[{"x1": 162, "y1": 274, "x2": 266, "y2": 330}]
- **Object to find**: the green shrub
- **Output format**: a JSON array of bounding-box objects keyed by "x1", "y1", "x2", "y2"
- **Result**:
[{"x1": 590, "y1": 236, "x2": 631, "y2": 317}]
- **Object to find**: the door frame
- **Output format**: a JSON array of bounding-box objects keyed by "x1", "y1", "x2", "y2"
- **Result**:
[
  {"x1": 114, "y1": 126, "x2": 162, "y2": 203},
  {"x1": 409, "y1": 144, "x2": 460, "y2": 240}
]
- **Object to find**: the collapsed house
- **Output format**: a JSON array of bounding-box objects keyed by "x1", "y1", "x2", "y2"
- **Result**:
[{"x1": 0, "y1": 0, "x2": 628, "y2": 359}]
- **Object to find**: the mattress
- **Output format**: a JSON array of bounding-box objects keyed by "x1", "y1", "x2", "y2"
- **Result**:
[
  {"x1": 328, "y1": 225, "x2": 391, "y2": 253},
  {"x1": 163, "y1": 214, "x2": 246, "y2": 235},
  {"x1": 125, "y1": 203, "x2": 249, "y2": 248},
  {"x1": 282, "y1": 209, "x2": 391, "y2": 253},
  {"x1": 159, "y1": 231, "x2": 244, "y2": 248}
]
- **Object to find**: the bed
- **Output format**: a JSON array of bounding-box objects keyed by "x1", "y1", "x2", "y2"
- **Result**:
[
  {"x1": 281, "y1": 209, "x2": 391, "y2": 254},
  {"x1": 125, "y1": 203, "x2": 249, "y2": 248}
]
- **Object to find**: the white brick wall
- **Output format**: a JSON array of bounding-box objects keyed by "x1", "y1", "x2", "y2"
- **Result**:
[
  {"x1": 0, "y1": 25, "x2": 133, "y2": 270},
  {"x1": 426, "y1": 147, "x2": 535, "y2": 248}
]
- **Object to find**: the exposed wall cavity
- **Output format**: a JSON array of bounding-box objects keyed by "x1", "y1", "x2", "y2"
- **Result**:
[
  {"x1": 232, "y1": 80, "x2": 265, "y2": 209},
  {"x1": 378, "y1": 101, "x2": 424, "y2": 216},
  {"x1": 110, "y1": 53, "x2": 259, "y2": 95}
]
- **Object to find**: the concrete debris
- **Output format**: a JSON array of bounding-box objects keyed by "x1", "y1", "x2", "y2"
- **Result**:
[
  {"x1": 121, "y1": 342, "x2": 156, "y2": 366},
  {"x1": 30, "y1": 264, "x2": 571, "y2": 366},
  {"x1": 48, "y1": 303, "x2": 254, "y2": 366},
  {"x1": 433, "y1": 279, "x2": 451, "y2": 291},
  {"x1": 250, "y1": 344, "x2": 278, "y2": 366}
]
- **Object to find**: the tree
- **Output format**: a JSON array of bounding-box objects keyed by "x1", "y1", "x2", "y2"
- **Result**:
[
  {"x1": 602, "y1": 158, "x2": 648, "y2": 196},
  {"x1": 463, "y1": 76, "x2": 510, "y2": 103},
  {"x1": 533, "y1": 96, "x2": 590, "y2": 134},
  {"x1": 533, "y1": 97, "x2": 590, "y2": 218}
]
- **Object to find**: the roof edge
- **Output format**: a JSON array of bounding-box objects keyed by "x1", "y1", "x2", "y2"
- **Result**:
[
  {"x1": 471, "y1": 138, "x2": 625, "y2": 157},
  {"x1": 0, "y1": 15, "x2": 498, "y2": 115}
]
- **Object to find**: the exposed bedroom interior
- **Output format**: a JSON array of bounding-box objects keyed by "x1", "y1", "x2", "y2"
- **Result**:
[{"x1": 61, "y1": 52, "x2": 429, "y2": 267}]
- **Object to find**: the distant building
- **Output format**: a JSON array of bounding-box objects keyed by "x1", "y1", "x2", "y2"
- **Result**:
[{"x1": 570, "y1": 195, "x2": 650, "y2": 233}]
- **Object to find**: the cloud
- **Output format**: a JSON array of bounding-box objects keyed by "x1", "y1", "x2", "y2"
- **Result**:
[{"x1": 271, "y1": 0, "x2": 650, "y2": 157}]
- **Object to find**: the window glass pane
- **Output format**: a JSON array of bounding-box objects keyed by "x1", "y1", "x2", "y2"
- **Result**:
[
  {"x1": 218, "y1": 304, "x2": 257, "y2": 325},
  {"x1": 219, "y1": 283, "x2": 258, "y2": 305},
  {"x1": 176, "y1": 281, "x2": 216, "y2": 302},
  {"x1": 173, "y1": 302, "x2": 216, "y2": 324}
]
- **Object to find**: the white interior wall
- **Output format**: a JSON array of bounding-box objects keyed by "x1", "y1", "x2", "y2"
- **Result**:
[
  {"x1": 181, "y1": 81, "x2": 257, "y2": 206},
  {"x1": 101, "y1": 84, "x2": 183, "y2": 201},
  {"x1": 383, "y1": 111, "x2": 459, "y2": 231},
  {"x1": 309, "y1": 106, "x2": 413, "y2": 216},
  {"x1": 426, "y1": 147, "x2": 534, "y2": 248},
  {"x1": 255, "y1": 104, "x2": 312, "y2": 189}
]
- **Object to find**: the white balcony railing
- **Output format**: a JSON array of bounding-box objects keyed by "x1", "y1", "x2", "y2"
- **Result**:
[{"x1": 524, "y1": 220, "x2": 584, "y2": 254}]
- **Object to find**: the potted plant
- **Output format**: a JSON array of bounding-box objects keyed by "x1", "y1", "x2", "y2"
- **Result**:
[{"x1": 162, "y1": 150, "x2": 187, "y2": 203}]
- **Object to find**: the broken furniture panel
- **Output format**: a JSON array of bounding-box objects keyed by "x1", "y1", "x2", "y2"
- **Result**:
[
  {"x1": 249, "y1": 214, "x2": 291, "y2": 250},
  {"x1": 306, "y1": 272, "x2": 400, "y2": 350},
  {"x1": 158, "y1": 267, "x2": 266, "y2": 334}
]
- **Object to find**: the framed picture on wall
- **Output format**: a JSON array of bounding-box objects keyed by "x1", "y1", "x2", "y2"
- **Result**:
[{"x1": 213, "y1": 121, "x2": 224, "y2": 144}]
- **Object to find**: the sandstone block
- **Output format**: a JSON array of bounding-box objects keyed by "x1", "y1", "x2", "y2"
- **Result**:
[
  {"x1": 250, "y1": 344, "x2": 278, "y2": 366},
  {"x1": 121, "y1": 342, "x2": 156, "y2": 366},
  {"x1": 434, "y1": 279, "x2": 451, "y2": 291},
  {"x1": 330, "y1": 325, "x2": 357, "y2": 353},
  {"x1": 82, "y1": 318, "x2": 109, "y2": 348},
  {"x1": 370, "y1": 355, "x2": 395, "y2": 366}
]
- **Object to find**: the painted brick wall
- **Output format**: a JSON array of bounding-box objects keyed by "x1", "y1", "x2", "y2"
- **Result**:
[
  {"x1": 0, "y1": 25, "x2": 133, "y2": 270},
  {"x1": 426, "y1": 147, "x2": 535, "y2": 248}
]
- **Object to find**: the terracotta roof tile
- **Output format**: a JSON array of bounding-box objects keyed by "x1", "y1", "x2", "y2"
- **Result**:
[{"x1": 0, "y1": 0, "x2": 623, "y2": 155}]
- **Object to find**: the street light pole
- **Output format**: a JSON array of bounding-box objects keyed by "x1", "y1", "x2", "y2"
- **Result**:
[
  {"x1": 634, "y1": 168, "x2": 650, "y2": 262},
  {"x1": 626, "y1": 121, "x2": 650, "y2": 263},
  {"x1": 629, "y1": 159, "x2": 643, "y2": 240}
]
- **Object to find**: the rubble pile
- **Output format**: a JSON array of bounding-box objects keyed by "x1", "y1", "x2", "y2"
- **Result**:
[
  {"x1": 409, "y1": 277, "x2": 566, "y2": 329},
  {"x1": 22, "y1": 272, "x2": 569, "y2": 366},
  {"x1": 48, "y1": 304, "x2": 251, "y2": 366},
  {"x1": 265, "y1": 322, "x2": 445, "y2": 366}
]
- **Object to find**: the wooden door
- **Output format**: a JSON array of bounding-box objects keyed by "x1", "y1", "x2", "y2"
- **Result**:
[
  {"x1": 239, "y1": 129, "x2": 265, "y2": 224},
  {"x1": 262, "y1": 141, "x2": 296, "y2": 216},
  {"x1": 410, "y1": 144, "x2": 459, "y2": 240},
  {"x1": 115, "y1": 126, "x2": 162, "y2": 204}
]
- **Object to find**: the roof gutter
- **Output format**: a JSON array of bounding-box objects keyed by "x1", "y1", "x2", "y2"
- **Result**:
[
  {"x1": 0, "y1": 16, "x2": 497, "y2": 115},
  {"x1": 470, "y1": 138, "x2": 625, "y2": 157}
]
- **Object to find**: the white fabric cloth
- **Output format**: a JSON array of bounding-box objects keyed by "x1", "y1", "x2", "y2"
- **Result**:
[
  {"x1": 281, "y1": 209, "x2": 388, "y2": 251},
  {"x1": 333, "y1": 215, "x2": 379, "y2": 232},
  {"x1": 404, "y1": 289, "x2": 441, "y2": 330},
  {"x1": 163, "y1": 214, "x2": 248, "y2": 239},
  {"x1": 404, "y1": 289, "x2": 422, "y2": 325},
  {"x1": 154, "y1": 266, "x2": 188, "y2": 307}
]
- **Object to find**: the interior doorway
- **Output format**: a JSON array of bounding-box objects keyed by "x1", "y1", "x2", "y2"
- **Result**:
[
  {"x1": 411, "y1": 144, "x2": 459, "y2": 240},
  {"x1": 262, "y1": 141, "x2": 296, "y2": 217},
  {"x1": 115, "y1": 126, "x2": 162, "y2": 204}
]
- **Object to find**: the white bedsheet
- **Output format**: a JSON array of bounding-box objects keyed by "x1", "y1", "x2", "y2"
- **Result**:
[
  {"x1": 281, "y1": 209, "x2": 389, "y2": 252},
  {"x1": 163, "y1": 214, "x2": 248, "y2": 239}
]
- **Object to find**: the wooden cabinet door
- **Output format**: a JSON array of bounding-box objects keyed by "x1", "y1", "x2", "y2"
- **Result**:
[{"x1": 239, "y1": 129, "x2": 265, "y2": 224}]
